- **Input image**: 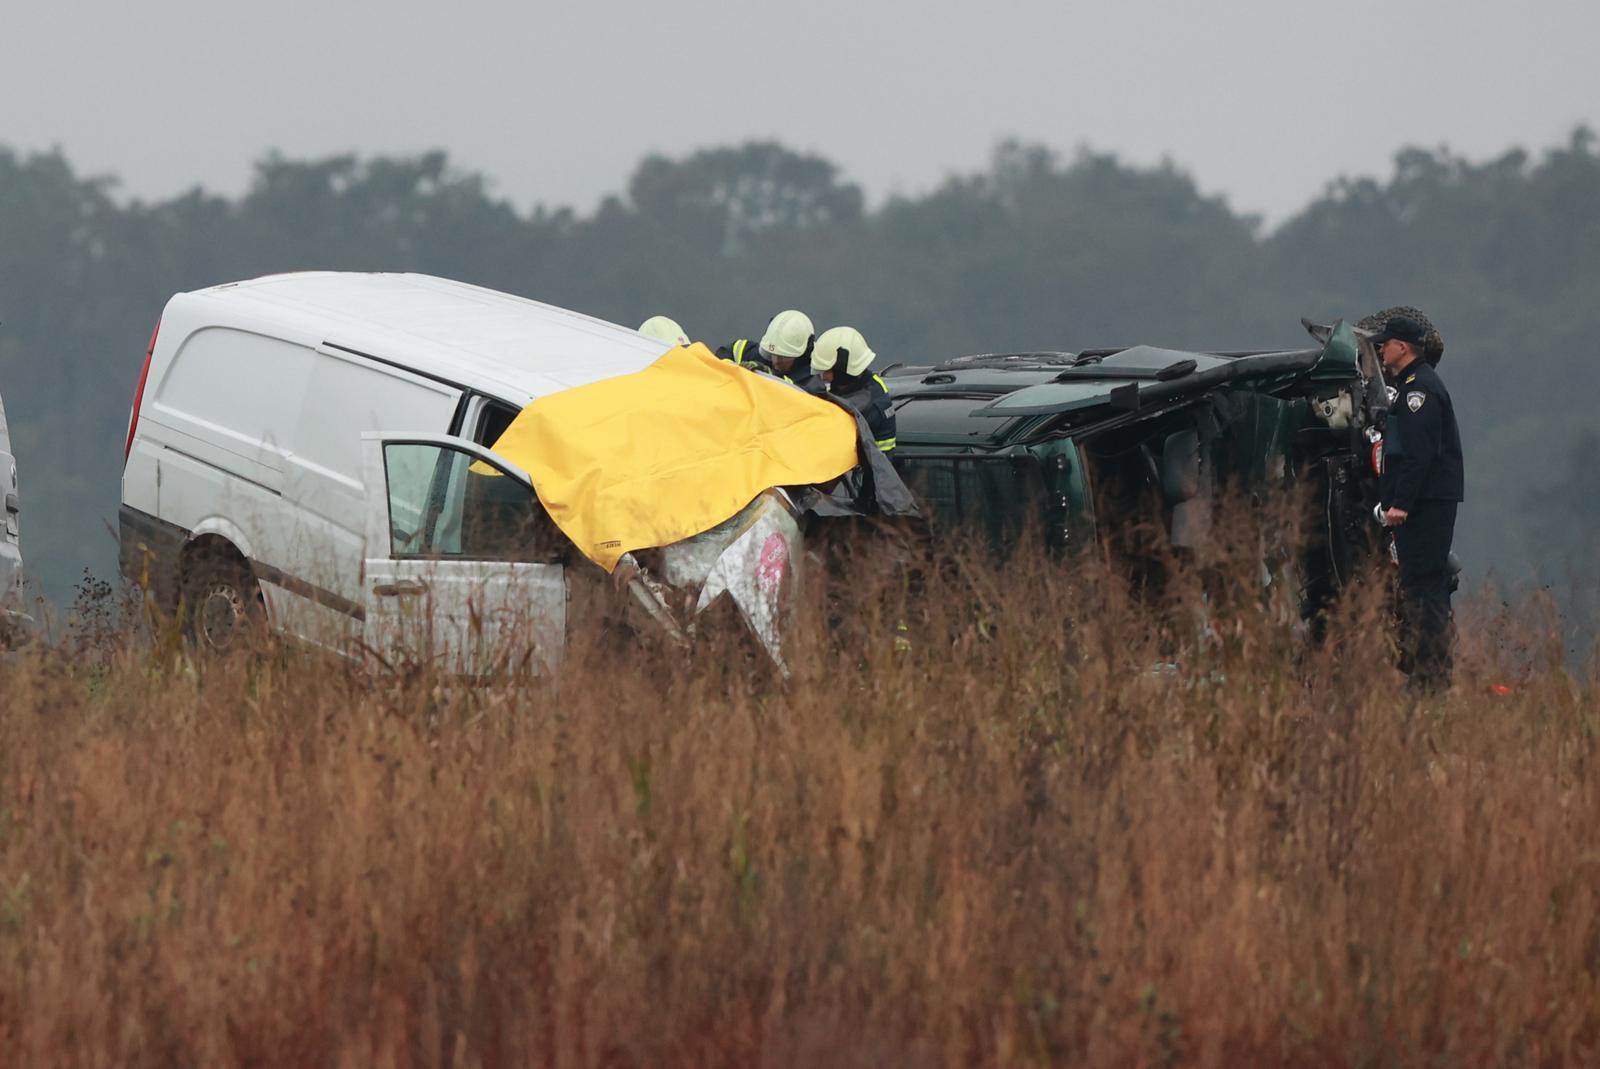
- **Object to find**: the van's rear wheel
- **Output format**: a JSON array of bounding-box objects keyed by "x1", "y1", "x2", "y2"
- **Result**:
[{"x1": 182, "y1": 552, "x2": 263, "y2": 652}]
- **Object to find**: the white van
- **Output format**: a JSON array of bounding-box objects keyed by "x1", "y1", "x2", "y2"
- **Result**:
[
  {"x1": 0, "y1": 383, "x2": 24, "y2": 641},
  {"x1": 119, "y1": 272, "x2": 812, "y2": 670}
]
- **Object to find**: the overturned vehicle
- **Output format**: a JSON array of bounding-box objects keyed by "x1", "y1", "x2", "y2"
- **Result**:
[{"x1": 887, "y1": 320, "x2": 1392, "y2": 615}]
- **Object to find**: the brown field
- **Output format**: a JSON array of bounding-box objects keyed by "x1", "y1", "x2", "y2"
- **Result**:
[{"x1": 0, "y1": 520, "x2": 1595, "y2": 1067}]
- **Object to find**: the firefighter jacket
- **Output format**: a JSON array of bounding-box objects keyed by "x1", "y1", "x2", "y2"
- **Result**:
[
  {"x1": 715, "y1": 338, "x2": 770, "y2": 372},
  {"x1": 717, "y1": 339, "x2": 820, "y2": 391},
  {"x1": 829, "y1": 372, "x2": 896, "y2": 453}
]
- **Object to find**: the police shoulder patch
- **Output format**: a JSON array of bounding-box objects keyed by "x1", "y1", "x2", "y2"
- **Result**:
[{"x1": 1406, "y1": 391, "x2": 1425, "y2": 412}]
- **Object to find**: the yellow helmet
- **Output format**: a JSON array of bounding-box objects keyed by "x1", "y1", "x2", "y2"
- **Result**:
[
  {"x1": 638, "y1": 315, "x2": 690, "y2": 347},
  {"x1": 758, "y1": 309, "x2": 814, "y2": 360},
  {"x1": 812, "y1": 326, "x2": 875, "y2": 377}
]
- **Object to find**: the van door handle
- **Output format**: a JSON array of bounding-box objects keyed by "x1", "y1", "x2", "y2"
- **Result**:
[
  {"x1": 4, "y1": 493, "x2": 16, "y2": 514},
  {"x1": 372, "y1": 578, "x2": 428, "y2": 597}
]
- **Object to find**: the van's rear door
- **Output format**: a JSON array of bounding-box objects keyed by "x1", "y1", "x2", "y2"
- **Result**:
[{"x1": 358, "y1": 432, "x2": 566, "y2": 676}]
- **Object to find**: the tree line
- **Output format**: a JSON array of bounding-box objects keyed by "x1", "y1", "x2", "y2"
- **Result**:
[{"x1": 2, "y1": 133, "x2": 1596, "y2": 615}]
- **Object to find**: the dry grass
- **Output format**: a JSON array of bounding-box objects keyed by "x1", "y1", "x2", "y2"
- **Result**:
[{"x1": 0, "y1": 514, "x2": 1596, "y2": 1067}]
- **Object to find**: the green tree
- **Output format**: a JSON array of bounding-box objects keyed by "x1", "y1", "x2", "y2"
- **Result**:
[{"x1": 625, "y1": 141, "x2": 864, "y2": 257}]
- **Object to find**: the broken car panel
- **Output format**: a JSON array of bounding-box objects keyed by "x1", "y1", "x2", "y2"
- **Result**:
[{"x1": 888, "y1": 321, "x2": 1385, "y2": 614}]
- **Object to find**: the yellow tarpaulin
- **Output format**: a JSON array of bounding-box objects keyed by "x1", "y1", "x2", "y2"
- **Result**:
[{"x1": 490, "y1": 342, "x2": 859, "y2": 572}]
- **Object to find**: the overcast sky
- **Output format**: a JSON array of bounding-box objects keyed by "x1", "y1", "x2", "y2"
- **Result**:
[{"x1": 5, "y1": 0, "x2": 1597, "y2": 225}]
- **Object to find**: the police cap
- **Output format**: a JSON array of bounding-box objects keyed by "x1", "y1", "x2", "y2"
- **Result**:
[{"x1": 1368, "y1": 316, "x2": 1428, "y2": 348}]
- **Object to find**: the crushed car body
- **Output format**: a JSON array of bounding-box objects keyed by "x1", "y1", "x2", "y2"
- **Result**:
[{"x1": 887, "y1": 320, "x2": 1388, "y2": 615}]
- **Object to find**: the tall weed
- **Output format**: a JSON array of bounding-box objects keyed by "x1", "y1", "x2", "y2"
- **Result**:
[{"x1": 0, "y1": 514, "x2": 1593, "y2": 1066}]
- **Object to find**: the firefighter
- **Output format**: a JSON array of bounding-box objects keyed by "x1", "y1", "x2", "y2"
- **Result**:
[
  {"x1": 638, "y1": 316, "x2": 690, "y2": 347},
  {"x1": 1375, "y1": 315, "x2": 1464, "y2": 692},
  {"x1": 812, "y1": 325, "x2": 895, "y2": 453},
  {"x1": 718, "y1": 309, "x2": 817, "y2": 388},
  {"x1": 759, "y1": 309, "x2": 820, "y2": 390}
]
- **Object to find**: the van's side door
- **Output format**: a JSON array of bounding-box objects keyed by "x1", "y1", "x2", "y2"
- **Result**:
[{"x1": 359, "y1": 432, "x2": 567, "y2": 675}]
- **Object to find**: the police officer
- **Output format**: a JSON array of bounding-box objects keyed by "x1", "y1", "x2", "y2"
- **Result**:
[
  {"x1": 812, "y1": 325, "x2": 895, "y2": 453},
  {"x1": 718, "y1": 309, "x2": 819, "y2": 390},
  {"x1": 1375, "y1": 315, "x2": 1464, "y2": 691}
]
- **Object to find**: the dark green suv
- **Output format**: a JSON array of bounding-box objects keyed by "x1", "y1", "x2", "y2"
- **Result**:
[{"x1": 888, "y1": 321, "x2": 1388, "y2": 613}]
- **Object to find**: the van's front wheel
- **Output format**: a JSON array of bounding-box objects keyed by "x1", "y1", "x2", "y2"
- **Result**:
[{"x1": 182, "y1": 552, "x2": 263, "y2": 652}]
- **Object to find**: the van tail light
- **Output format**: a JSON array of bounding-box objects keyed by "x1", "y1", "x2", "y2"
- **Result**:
[{"x1": 124, "y1": 319, "x2": 160, "y2": 467}]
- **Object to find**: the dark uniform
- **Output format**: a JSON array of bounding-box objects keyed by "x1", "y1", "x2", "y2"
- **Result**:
[
  {"x1": 716, "y1": 338, "x2": 819, "y2": 391},
  {"x1": 716, "y1": 338, "x2": 770, "y2": 372},
  {"x1": 778, "y1": 354, "x2": 818, "y2": 392},
  {"x1": 828, "y1": 371, "x2": 896, "y2": 453},
  {"x1": 758, "y1": 347, "x2": 820, "y2": 392},
  {"x1": 1379, "y1": 356, "x2": 1464, "y2": 690}
]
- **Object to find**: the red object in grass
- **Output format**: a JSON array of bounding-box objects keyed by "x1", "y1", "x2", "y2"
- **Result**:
[{"x1": 1490, "y1": 683, "x2": 1514, "y2": 696}]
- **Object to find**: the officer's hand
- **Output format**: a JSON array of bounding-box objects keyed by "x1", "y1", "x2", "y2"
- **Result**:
[{"x1": 1383, "y1": 506, "x2": 1409, "y2": 526}]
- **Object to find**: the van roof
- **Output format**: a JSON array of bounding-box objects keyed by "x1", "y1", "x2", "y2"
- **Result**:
[{"x1": 180, "y1": 272, "x2": 668, "y2": 402}]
